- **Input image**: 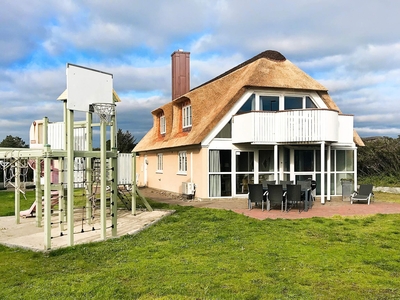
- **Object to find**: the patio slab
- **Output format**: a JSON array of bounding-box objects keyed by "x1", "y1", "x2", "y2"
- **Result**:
[{"x1": 0, "y1": 209, "x2": 173, "y2": 252}]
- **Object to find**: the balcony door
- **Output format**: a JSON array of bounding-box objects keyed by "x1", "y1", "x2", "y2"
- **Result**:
[{"x1": 235, "y1": 151, "x2": 254, "y2": 195}]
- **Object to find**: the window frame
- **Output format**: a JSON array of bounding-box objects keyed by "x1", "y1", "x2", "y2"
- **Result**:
[
  {"x1": 160, "y1": 115, "x2": 166, "y2": 135},
  {"x1": 157, "y1": 153, "x2": 163, "y2": 173},
  {"x1": 182, "y1": 104, "x2": 192, "y2": 129},
  {"x1": 178, "y1": 151, "x2": 187, "y2": 174},
  {"x1": 239, "y1": 92, "x2": 319, "y2": 111}
]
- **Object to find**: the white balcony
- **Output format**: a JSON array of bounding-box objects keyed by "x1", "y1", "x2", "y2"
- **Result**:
[{"x1": 232, "y1": 109, "x2": 353, "y2": 144}]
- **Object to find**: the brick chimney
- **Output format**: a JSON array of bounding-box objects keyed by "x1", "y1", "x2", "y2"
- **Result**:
[{"x1": 171, "y1": 49, "x2": 190, "y2": 100}]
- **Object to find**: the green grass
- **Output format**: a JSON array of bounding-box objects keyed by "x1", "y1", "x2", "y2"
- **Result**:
[{"x1": 1, "y1": 191, "x2": 400, "y2": 299}]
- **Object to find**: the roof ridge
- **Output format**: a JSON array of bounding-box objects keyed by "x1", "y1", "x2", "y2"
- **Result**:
[{"x1": 191, "y1": 50, "x2": 286, "y2": 92}]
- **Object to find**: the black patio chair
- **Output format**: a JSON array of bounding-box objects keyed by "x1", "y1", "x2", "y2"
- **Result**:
[
  {"x1": 261, "y1": 180, "x2": 276, "y2": 189},
  {"x1": 248, "y1": 184, "x2": 266, "y2": 210},
  {"x1": 286, "y1": 184, "x2": 303, "y2": 212},
  {"x1": 297, "y1": 180, "x2": 313, "y2": 210},
  {"x1": 351, "y1": 184, "x2": 374, "y2": 205},
  {"x1": 263, "y1": 184, "x2": 286, "y2": 212},
  {"x1": 279, "y1": 180, "x2": 293, "y2": 190}
]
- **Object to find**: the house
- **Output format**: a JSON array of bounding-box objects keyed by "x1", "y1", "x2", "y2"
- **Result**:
[{"x1": 133, "y1": 50, "x2": 364, "y2": 203}]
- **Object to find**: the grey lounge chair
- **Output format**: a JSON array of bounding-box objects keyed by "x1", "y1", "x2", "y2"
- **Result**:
[
  {"x1": 351, "y1": 184, "x2": 374, "y2": 205},
  {"x1": 263, "y1": 184, "x2": 286, "y2": 212},
  {"x1": 248, "y1": 184, "x2": 266, "y2": 210}
]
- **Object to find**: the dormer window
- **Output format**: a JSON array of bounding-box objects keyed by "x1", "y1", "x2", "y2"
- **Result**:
[{"x1": 182, "y1": 102, "x2": 192, "y2": 130}]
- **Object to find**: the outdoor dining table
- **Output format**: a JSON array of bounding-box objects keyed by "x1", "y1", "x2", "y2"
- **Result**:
[{"x1": 262, "y1": 185, "x2": 312, "y2": 212}]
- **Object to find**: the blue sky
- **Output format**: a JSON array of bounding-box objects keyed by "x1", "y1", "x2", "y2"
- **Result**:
[{"x1": 1, "y1": 0, "x2": 400, "y2": 145}]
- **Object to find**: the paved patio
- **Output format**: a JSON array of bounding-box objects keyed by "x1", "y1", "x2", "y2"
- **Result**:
[
  {"x1": 139, "y1": 188, "x2": 400, "y2": 220},
  {"x1": 233, "y1": 200, "x2": 400, "y2": 220}
]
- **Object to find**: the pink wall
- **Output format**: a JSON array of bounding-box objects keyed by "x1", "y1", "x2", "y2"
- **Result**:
[{"x1": 135, "y1": 147, "x2": 208, "y2": 198}]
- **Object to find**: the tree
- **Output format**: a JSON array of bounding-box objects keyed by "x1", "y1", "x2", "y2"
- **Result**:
[
  {"x1": 358, "y1": 136, "x2": 400, "y2": 179},
  {"x1": 0, "y1": 135, "x2": 28, "y2": 148},
  {"x1": 106, "y1": 129, "x2": 136, "y2": 153}
]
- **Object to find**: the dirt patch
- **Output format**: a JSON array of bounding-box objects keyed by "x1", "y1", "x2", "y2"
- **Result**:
[{"x1": 139, "y1": 187, "x2": 248, "y2": 210}]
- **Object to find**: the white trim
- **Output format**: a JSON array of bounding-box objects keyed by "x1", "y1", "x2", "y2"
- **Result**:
[
  {"x1": 182, "y1": 105, "x2": 192, "y2": 129},
  {"x1": 202, "y1": 91, "x2": 253, "y2": 146},
  {"x1": 160, "y1": 116, "x2": 166, "y2": 134},
  {"x1": 156, "y1": 153, "x2": 163, "y2": 173},
  {"x1": 178, "y1": 151, "x2": 187, "y2": 174}
]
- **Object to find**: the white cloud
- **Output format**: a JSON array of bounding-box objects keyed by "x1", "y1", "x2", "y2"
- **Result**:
[{"x1": 1, "y1": 0, "x2": 400, "y2": 142}]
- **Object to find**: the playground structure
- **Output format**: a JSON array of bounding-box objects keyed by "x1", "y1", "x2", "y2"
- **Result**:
[{"x1": 0, "y1": 64, "x2": 151, "y2": 250}]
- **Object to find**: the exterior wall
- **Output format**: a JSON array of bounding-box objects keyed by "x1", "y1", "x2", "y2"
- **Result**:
[
  {"x1": 135, "y1": 146, "x2": 209, "y2": 198},
  {"x1": 135, "y1": 142, "x2": 357, "y2": 200}
]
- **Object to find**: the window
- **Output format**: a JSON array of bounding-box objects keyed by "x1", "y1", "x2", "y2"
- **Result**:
[
  {"x1": 295, "y1": 150, "x2": 314, "y2": 171},
  {"x1": 236, "y1": 151, "x2": 254, "y2": 194},
  {"x1": 209, "y1": 150, "x2": 232, "y2": 197},
  {"x1": 284, "y1": 96, "x2": 303, "y2": 110},
  {"x1": 182, "y1": 104, "x2": 192, "y2": 129},
  {"x1": 237, "y1": 93, "x2": 318, "y2": 113},
  {"x1": 215, "y1": 120, "x2": 232, "y2": 138},
  {"x1": 178, "y1": 151, "x2": 187, "y2": 173},
  {"x1": 238, "y1": 94, "x2": 255, "y2": 113},
  {"x1": 306, "y1": 96, "x2": 317, "y2": 108},
  {"x1": 260, "y1": 96, "x2": 279, "y2": 111},
  {"x1": 157, "y1": 153, "x2": 163, "y2": 172},
  {"x1": 160, "y1": 115, "x2": 166, "y2": 135}
]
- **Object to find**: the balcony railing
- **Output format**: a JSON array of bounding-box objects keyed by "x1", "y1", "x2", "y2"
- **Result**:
[{"x1": 232, "y1": 109, "x2": 353, "y2": 144}]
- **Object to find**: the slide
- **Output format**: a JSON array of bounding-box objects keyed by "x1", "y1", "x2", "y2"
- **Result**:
[{"x1": 20, "y1": 192, "x2": 60, "y2": 218}]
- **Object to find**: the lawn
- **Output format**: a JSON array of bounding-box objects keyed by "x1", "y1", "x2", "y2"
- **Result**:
[{"x1": 1, "y1": 190, "x2": 400, "y2": 299}]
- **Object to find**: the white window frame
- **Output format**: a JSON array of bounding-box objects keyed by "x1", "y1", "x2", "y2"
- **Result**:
[
  {"x1": 182, "y1": 104, "x2": 192, "y2": 129},
  {"x1": 160, "y1": 115, "x2": 166, "y2": 134},
  {"x1": 178, "y1": 151, "x2": 187, "y2": 174},
  {"x1": 157, "y1": 153, "x2": 163, "y2": 173}
]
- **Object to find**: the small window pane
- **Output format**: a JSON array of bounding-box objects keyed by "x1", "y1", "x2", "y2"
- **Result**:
[
  {"x1": 306, "y1": 96, "x2": 317, "y2": 108},
  {"x1": 295, "y1": 150, "x2": 314, "y2": 171},
  {"x1": 236, "y1": 151, "x2": 254, "y2": 172},
  {"x1": 238, "y1": 94, "x2": 255, "y2": 113},
  {"x1": 284, "y1": 96, "x2": 303, "y2": 110},
  {"x1": 260, "y1": 96, "x2": 279, "y2": 111},
  {"x1": 259, "y1": 150, "x2": 274, "y2": 171},
  {"x1": 160, "y1": 116, "x2": 166, "y2": 134},
  {"x1": 215, "y1": 120, "x2": 232, "y2": 138}
]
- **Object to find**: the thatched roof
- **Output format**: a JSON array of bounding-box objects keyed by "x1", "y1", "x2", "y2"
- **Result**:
[{"x1": 134, "y1": 50, "x2": 363, "y2": 151}]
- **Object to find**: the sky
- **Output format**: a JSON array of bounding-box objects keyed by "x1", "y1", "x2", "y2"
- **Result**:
[{"x1": 1, "y1": 0, "x2": 400, "y2": 146}]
